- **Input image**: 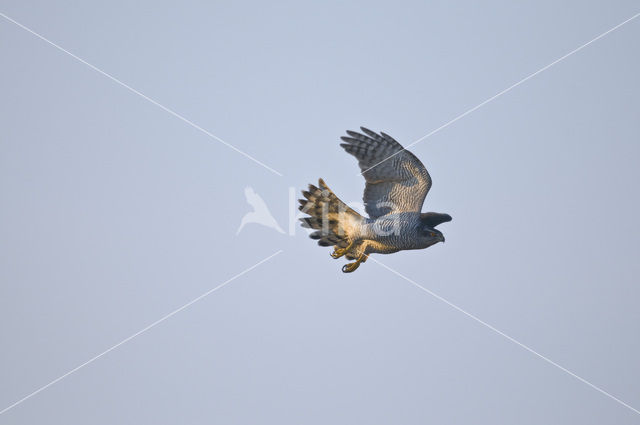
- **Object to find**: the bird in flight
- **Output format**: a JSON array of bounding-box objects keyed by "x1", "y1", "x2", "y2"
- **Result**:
[{"x1": 299, "y1": 127, "x2": 451, "y2": 273}]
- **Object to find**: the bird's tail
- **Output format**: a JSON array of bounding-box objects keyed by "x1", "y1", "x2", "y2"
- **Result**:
[{"x1": 298, "y1": 179, "x2": 363, "y2": 248}]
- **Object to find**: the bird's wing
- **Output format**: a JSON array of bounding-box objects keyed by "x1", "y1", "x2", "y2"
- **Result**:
[
  {"x1": 341, "y1": 127, "x2": 432, "y2": 218},
  {"x1": 420, "y1": 212, "x2": 452, "y2": 227}
]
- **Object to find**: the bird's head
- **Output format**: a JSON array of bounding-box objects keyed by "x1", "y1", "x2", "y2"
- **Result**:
[
  {"x1": 419, "y1": 226, "x2": 445, "y2": 246},
  {"x1": 418, "y1": 212, "x2": 450, "y2": 247}
]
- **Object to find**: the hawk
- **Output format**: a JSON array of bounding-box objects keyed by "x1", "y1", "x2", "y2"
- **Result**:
[{"x1": 299, "y1": 127, "x2": 451, "y2": 273}]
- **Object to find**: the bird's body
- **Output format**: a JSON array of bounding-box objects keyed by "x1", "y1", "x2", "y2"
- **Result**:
[
  {"x1": 359, "y1": 213, "x2": 433, "y2": 251},
  {"x1": 299, "y1": 127, "x2": 451, "y2": 273}
]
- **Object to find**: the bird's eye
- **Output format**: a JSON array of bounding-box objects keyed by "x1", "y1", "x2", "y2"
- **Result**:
[{"x1": 429, "y1": 232, "x2": 436, "y2": 237}]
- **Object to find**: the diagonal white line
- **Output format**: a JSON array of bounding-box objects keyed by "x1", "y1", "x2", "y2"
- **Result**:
[
  {"x1": 0, "y1": 250, "x2": 283, "y2": 416},
  {"x1": 0, "y1": 11, "x2": 283, "y2": 177},
  {"x1": 368, "y1": 255, "x2": 640, "y2": 416},
  {"x1": 359, "y1": 11, "x2": 640, "y2": 176}
]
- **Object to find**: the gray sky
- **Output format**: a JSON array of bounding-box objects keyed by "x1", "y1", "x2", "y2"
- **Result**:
[{"x1": 1, "y1": 1, "x2": 640, "y2": 424}]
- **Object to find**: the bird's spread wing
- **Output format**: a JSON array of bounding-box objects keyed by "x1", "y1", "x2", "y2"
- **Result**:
[
  {"x1": 420, "y1": 212, "x2": 452, "y2": 227},
  {"x1": 341, "y1": 127, "x2": 432, "y2": 219}
]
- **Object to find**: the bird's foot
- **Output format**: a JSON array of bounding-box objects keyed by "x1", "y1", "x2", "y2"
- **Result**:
[
  {"x1": 331, "y1": 241, "x2": 353, "y2": 259},
  {"x1": 341, "y1": 253, "x2": 368, "y2": 273},
  {"x1": 331, "y1": 249, "x2": 346, "y2": 259}
]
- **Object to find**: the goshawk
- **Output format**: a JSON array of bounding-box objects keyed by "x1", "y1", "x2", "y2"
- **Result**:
[{"x1": 299, "y1": 127, "x2": 451, "y2": 273}]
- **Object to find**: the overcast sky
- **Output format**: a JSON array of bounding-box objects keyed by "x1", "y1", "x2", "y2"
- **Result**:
[{"x1": 1, "y1": 1, "x2": 640, "y2": 424}]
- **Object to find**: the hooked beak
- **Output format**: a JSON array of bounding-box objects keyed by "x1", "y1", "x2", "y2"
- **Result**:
[{"x1": 438, "y1": 234, "x2": 445, "y2": 243}]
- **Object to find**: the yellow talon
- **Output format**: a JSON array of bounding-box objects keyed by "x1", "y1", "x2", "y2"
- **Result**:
[
  {"x1": 341, "y1": 253, "x2": 368, "y2": 273},
  {"x1": 331, "y1": 241, "x2": 354, "y2": 259}
]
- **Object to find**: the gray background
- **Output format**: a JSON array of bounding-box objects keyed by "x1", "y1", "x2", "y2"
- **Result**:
[{"x1": 1, "y1": 0, "x2": 640, "y2": 424}]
